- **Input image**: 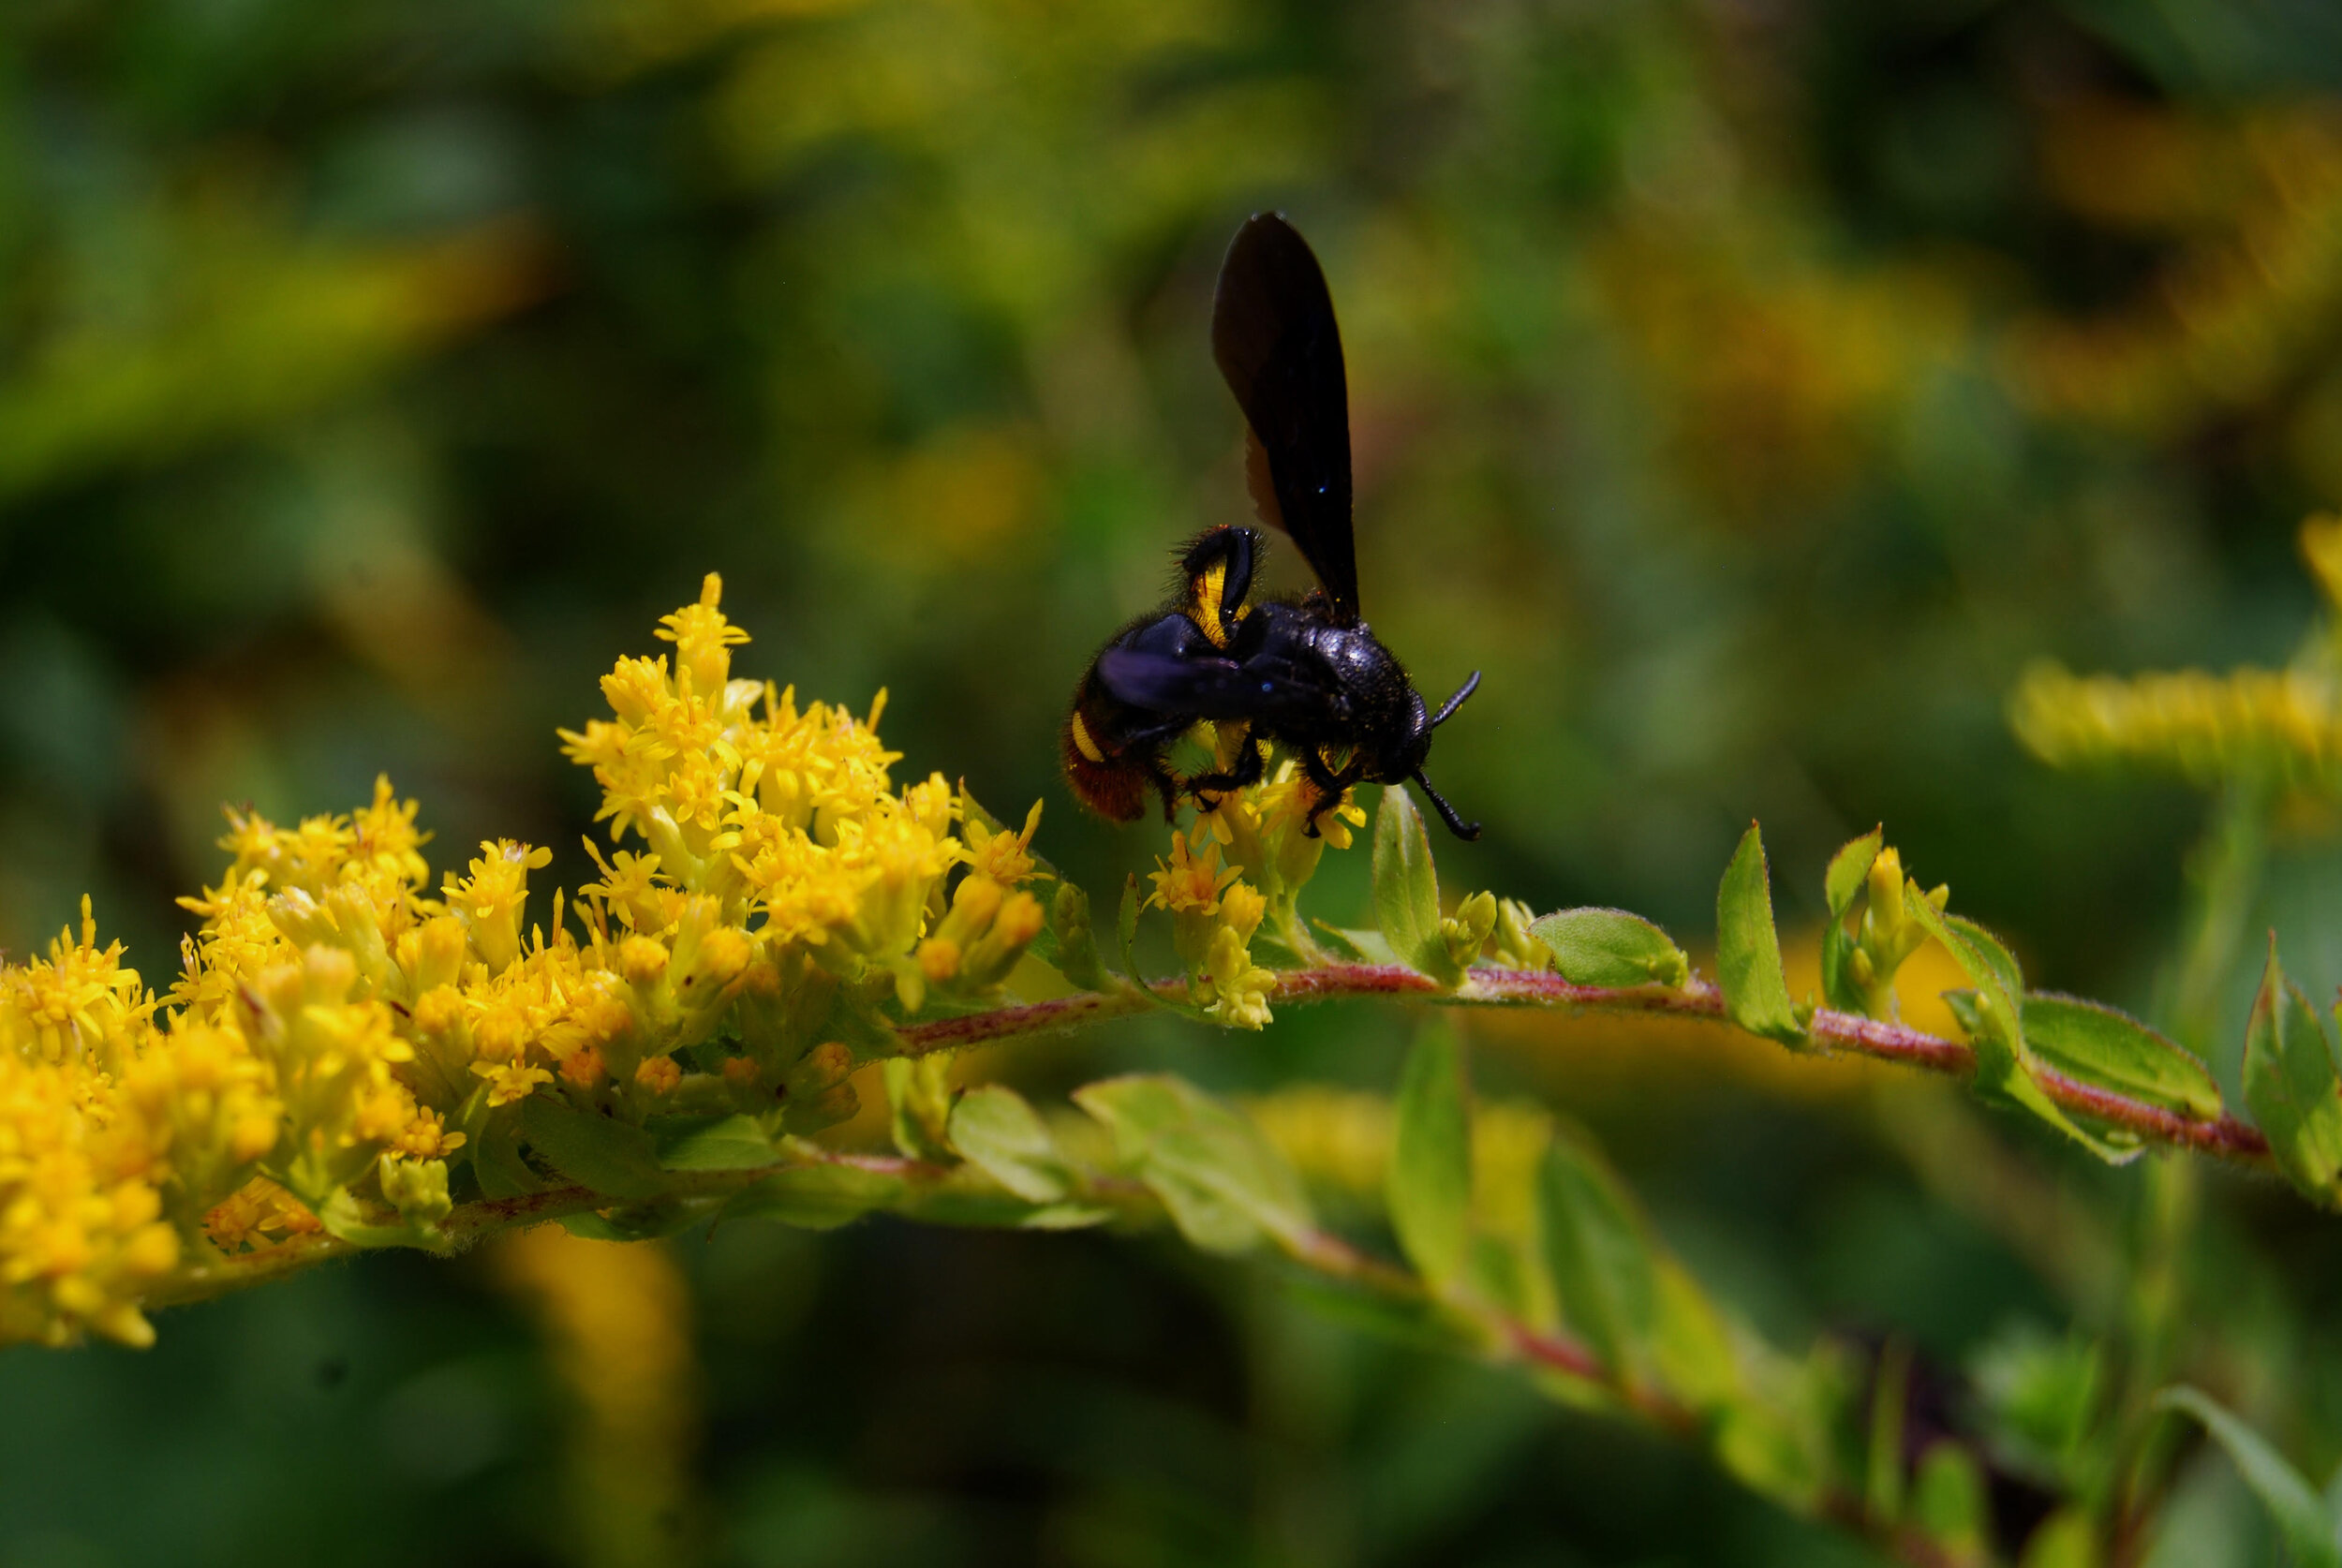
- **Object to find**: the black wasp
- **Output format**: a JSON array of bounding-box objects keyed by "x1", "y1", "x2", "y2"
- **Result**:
[{"x1": 1061, "y1": 212, "x2": 1482, "y2": 840}]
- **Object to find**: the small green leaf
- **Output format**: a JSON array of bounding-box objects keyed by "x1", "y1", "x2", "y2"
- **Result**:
[
  {"x1": 2157, "y1": 1386, "x2": 2342, "y2": 1568},
  {"x1": 316, "y1": 1188, "x2": 447, "y2": 1251},
  {"x1": 1910, "y1": 1442, "x2": 1989, "y2": 1560},
  {"x1": 1946, "y1": 914, "x2": 2022, "y2": 998},
  {"x1": 1051, "y1": 881, "x2": 1106, "y2": 991},
  {"x1": 2243, "y1": 944, "x2": 2342, "y2": 1199},
  {"x1": 1389, "y1": 1022, "x2": 1473, "y2": 1294},
  {"x1": 724, "y1": 1161, "x2": 907, "y2": 1230},
  {"x1": 1075, "y1": 1074, "x2": 1315, "y2": 1255},
  {"x1": 1531, "y1": 908, "x2": 1690, "y2": 989},
  {"x1": 1906, "y1": 896, "x2": 2132, "y2": 1162},
  {"x1": 1536, "y1": 1128, "x2": 1657, "y2": 1378},
  {"x1": 1716, "y1": 823, "x2": 1803, "y2": 1046},
  {"x1": 1307, "y1": 921, "x2": 1371, "y2": 962},
  {"x1": 1974, "y1": 1325, "x2": 2099, "y2": 1473},
  {"x1": 884, "y1": 1056, "x2": 953, "y2": 1161},
  {"x1": 1825, "y1": 827, "x2": 1883, "y2": 920},
  {"x1": 2017, "y1": 1508, "x2": 2097, "y2": 1568},
  {"x1": 473, "y1": 1114, "x2": 544, "y2": 1199},
  {"x1": 650, "y1": 1115, "x2": 782, "y2": 1172},
  {"x1": 1374, "y1": 785, "x2": 1462, "y2": 985},
  {"x1": 947, "y1": 1084, "x2": 1073, "y2": 1205},
  {"x1": 1820, "y1": 828, "x2": 1884, "y2": 1016},
  {"x1": 560, "y1": 1195, "x2": 721, "y2": 1241},
  {"x1": 1313, "y1": 922, "x2": 1397, "y2": 965},
  {"x1": 1649, "y1": 1258, "x2": 1740, "y2": 1413},
  {"x1": 2023, "y1": 995, "x2": 2221, "y2": 1122},
  {"x1": 520, "y1": 1096, "x2": 669, "y2": 1200}
]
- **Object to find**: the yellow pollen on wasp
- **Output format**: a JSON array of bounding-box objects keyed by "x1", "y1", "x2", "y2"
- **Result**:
[{"x1": 1193, "y1": 562, "x2": 1231, "y2": 647}]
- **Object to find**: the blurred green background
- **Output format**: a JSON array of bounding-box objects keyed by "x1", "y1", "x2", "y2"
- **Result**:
[{"x1": 6, "y1": 0, "x2": 2342, "y2": 1562}]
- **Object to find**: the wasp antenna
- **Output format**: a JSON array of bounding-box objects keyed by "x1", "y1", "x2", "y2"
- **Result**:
[
  {"x1": 1412, "y1": 772, "x2": 1481, "y2": 841},
  {"x1": 1430, "y1": 671, "x2": 1482, "y2": 728}
]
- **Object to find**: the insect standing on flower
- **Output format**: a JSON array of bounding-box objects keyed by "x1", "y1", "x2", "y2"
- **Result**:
[{"x1": 1061, "y1": 211, "x2": 1484, "y2": 840}]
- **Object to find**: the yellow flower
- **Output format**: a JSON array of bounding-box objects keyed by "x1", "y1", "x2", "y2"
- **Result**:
[
  {"x1": 1147, "y1": 831, "x2": 1240, "y2": 915},
  {"x1": 1220, "y1": 881, "x2": 1267, "y2": 943},
  {"x1": 0, "y1": 897, "x2": 153, "y2": 1069},
  {"x1": 475, "y1": 1059, "x2": 556, "y2": 1108},
  {"x1": 1203, "y1": 926, "x2": 1277, "y2": 1032},
  {"x1": 350, "y1": 776, "x2": 433, "y2": 891},
  {"x1": 959, "y1": 798, "x2": 1051, "y2": 887},
  {"x1": 202, "y1": 1177, "x2": 321, "y2": 1253},
  {"x1": 393, "y1": 1108, "x2": 467, "y2": 1161},
  {"x1": 0, "y1": 575, "x2": 1071, "y2": 1348},
  {"x1": 442, "y1": 840, "x2": 554, "y2": 976},
  {"x1": 657, "y1": 572, "x2": 752, "y2": 695}
]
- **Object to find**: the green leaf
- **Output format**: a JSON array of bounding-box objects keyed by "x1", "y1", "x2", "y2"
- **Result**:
[
  {"x1": 1910, "y1": 1442, "x2": 1989, "y2": 1559},
  {"x1": 1824, "y1": 826, "x2": 1883, "y2": 920},
  {"x1": 1389, "y1": 1022, "x2": 1473, "y2": 1294},
  {"x1": 1819, "y1": 925, "x2": 1862, "y2": 1017},
  {"x1": 1530, "y1": 908, "x2": 1690, "y2": 989},
  {"x1": 473, "y1": 1114, "x2": 544, "y2": 1199},
  {"x1": 2022, "y1": 995, "x2": 2222, "y2": 1122},
  {"x1": 1820, "y1": 828, "x2": 1883, "y2": 1016},
  {"x1": 947, "y1": 1084, "x2": 1073, "y2": 1204},
  {"x1": 1075, "y1": 1073, "x2": 1315, "y2": 1255},
  {"x1": 2244, "y1": 944, "x2": 2342, "y2": 1200},
  {"x1": 559, "y1": 1195, "x2": 722, "y2": 1241},
  {"x1": 884, "y1": 1056, "x2": 953, "y2": 1161},
  {"x1": 2018, "y1": 1508, "x2": 2097, "y2": 1568},
  {"x1": 520, "y1": 1096, "x2": 669, "y2": 1200},
  {"x1": 1975, "y1": 1325, "x2": 2099, "y2": 1474},
  {"x1": 315, "y1": 1188, "x2": 447, "y2": 1251},
  {"x1": 2157, "y1": 1386, "x2": 2342, "y2": 1568},
  {"x1": 1374, "y1": 785, "x2": 1462, "y2": 986},
  {"x1": 1905, "y1": 896, "x2": 2132, "y2": 1162},
  {"x1": 724, "y1": 1161, "x2": 908, "y2": 1230},
  {"x1": 1535, "y1": 1128, "x2": 1657, "y2": 1378},
  {"x1": 650, "y1": 1115, "x2": 782, "y2": 1172},
  {"x1": 1313, "y1": 922, "x2": 1397, "y2": 965},
  {"x1": 1050, "y1": 881, "x2": 1106, "y2": 991},
  {"x1": 1715, "y1": 823, "x2": 1803, "y2": 1046},
  {"x1": 1306, "y1": 921, "x2": 1371, "y2": 962},
  {"x1": 1946, "y1": 914, "x2": 2022, "y2": 998},
  {"x1": 1649, "y1": 1258, "x2": 1741, "y2": 1413}
]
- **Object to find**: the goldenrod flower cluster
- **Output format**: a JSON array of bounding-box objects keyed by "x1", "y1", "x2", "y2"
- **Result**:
[
  {"x1": 2010, "y1": 664, "x2": 2342, "y2": 790},
  {"x1": 2010, "y1": 516, "x2": 2342, "y2": 795},
  {"x1": 0, "y1": 574, "x2": 1050, "y2": 1348},
  {"x1": 1147, "y1": 751, "x2": 1368, "y2": 1030}
]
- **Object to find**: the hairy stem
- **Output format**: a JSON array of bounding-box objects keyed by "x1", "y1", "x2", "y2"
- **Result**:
[
  {"x1": 901, "y1": 964, "x2": 2274, "y2": 1168},
  {"x1": 157, "y1": 962, "x2": 2268, "y2": 1316}
]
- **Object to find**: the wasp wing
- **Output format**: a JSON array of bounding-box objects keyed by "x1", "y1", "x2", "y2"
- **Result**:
[
  {"x1": 1097, "y1": 648, "x2": 1344, "y2": 725},
  {"x1": 1211, "y1": 213, "x2": 1360, "y2": 625}
]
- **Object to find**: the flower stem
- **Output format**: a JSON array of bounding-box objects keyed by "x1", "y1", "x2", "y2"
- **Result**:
[{"x1": 899, "y1": 964, "x2": 2274, "y2": 1168}]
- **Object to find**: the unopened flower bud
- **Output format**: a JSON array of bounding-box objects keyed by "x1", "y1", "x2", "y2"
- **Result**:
[
  {"x1": 560, "y1": 1044, "x2": 607, "y2": 1088},
  {"x1": 619, "y1": 936, "x2": 670, "y2": 986}
]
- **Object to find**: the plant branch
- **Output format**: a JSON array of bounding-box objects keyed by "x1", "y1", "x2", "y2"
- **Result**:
[{"x1": 899, "y1": 964, "x2": 2275, "y2": 1169}]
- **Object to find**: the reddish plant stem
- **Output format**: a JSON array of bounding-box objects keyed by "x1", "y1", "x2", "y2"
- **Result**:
[{"x1": 897, "y1": 964, "x2": 2275, "y2": 1170}]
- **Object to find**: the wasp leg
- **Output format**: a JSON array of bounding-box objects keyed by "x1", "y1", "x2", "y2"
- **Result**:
[
  {"x1": 1146, "y1": 756, "x2": 1188, "y2": 822},
  {"x1": 1185, "y1": 734, "x2": 1269, "y2": 809},
  {"x1": 1297, "y1": 748, "x2": 1364, "y2": 838}
]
